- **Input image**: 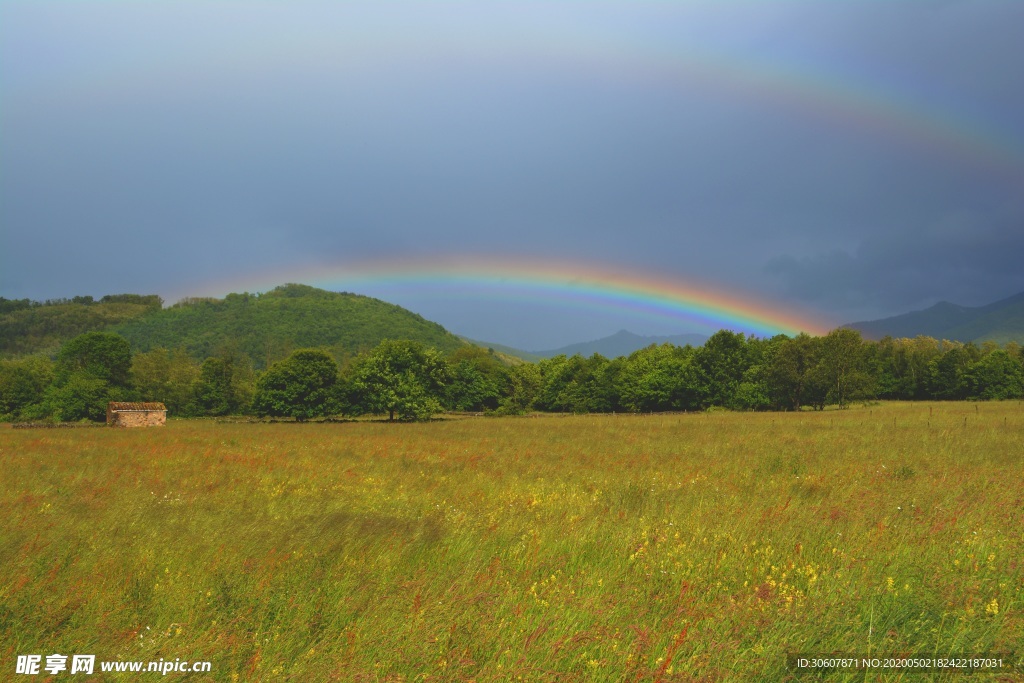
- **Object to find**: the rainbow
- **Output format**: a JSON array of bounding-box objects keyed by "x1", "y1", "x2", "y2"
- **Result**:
[
  {"x1": 629, "y1": 43, "x2": 1023, "y2": 182},
  {"x1": 31, "y1": 7, "x2": 1024, "y2": 183},
  {"x1": 195, "y1": 256, "x2": 830, "y2": 338}
]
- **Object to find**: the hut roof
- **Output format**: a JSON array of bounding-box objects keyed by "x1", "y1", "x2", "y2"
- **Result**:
[{"x1": 108, "y1": 402, "x2": 167, "y2": 411}]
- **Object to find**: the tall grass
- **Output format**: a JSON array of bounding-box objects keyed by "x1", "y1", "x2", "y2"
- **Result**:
[{"x1": 1, "y1": 402, "x2": 1021, "y2": 681}]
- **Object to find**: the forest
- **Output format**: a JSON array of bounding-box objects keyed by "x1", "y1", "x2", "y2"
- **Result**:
[
  {"x1": 2, "y1": 326, "x2": 1022, "y2": 423},
  {"x1": 0, "y1": 285, "x2": 461, "y2": 364}
]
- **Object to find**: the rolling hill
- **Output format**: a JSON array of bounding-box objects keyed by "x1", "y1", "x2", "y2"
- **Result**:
[
  {"x1": 2, "y1": 284, "x2": 468, "y2": 366},
  {"x1": 112, "y1": 284, "x2": 466, "y2": 367},
  {"x1": 0, "y1": 295, "x2": 161, "y2": 358},
  {"x1": 844, "y1": 290, "x2": 1024, "y2": 344}
]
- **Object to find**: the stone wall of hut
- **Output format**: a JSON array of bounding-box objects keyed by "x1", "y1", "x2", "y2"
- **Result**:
[{"x1": 108, "y1": 410, "x2": 166, "y2": 427}]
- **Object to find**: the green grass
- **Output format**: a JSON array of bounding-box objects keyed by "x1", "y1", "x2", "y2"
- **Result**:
[{"x1": 1, "y1": 402, "x2": 1022, "y2": 681}]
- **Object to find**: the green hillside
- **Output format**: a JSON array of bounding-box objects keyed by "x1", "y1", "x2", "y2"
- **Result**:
[
  {"x1": 112, "y1": 284, "x2": 466, "y2": 367},
  {"x1": 941, "y1": 294, "x2": 1024, "y2": 344},
  {"x1": 0, "y1": 295, "x2": 161, "y2": 358}
]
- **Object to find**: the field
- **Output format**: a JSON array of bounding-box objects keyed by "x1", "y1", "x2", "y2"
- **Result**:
[{"x1": 2, "y1": 402, "x2": 1022, "y2": 681}]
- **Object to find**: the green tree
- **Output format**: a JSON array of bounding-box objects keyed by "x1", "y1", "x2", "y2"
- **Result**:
[
  {"x1": 616, "y1": 344, "x2": 705, "y2": 412},
  {"x1": 867, "y1": 336, "x2": 940, "y2": 399},
  {"x1": 444, "y1": 346, "x2": 508, "y2": 412},
  {"x1": 189, "y1": 358, "x2": 236, "y2": 416},
  {"x1": 42, "y1": 373, "x2": 114, "y2": 422},
  {"x1": 252, "y1": 349, "x2": 341, "y2": 421},
  {"x1": 41, "y1": 332, "x2": 134, "y2": 421},
  {"x1": 534, "y1": 354, "x2": 616, "y2": 413},
  {"x1": 347, "y1": 340, "x2": 450, "y2": 421},
  {"x1": 764, "y1": 334, "x2": 821, "y2": 410},
  {"x1": 1006, "y1": 341, "x2": 1022, "y2": 363},
  {"x1": 187, "y1": 347, "x2": 257, "y2": 416},
  {"x1": 814, "y1": 328, "x2": 873, "y2": 408},
  {"x1": 0, "y1": 356, "x2": 54, "y2": 420},
  {"x1": 732, "y1": 365, "x2": 773, "y2": 411},
  {"x1": 695, "y1": 330, "x2": 749, "y2": 407},
  {"x1": 494, "y1": 363, "x2": 542, "y2": 415},
  {"x1": 55, "y1": 332, "x2": 133, "y2": 388},
  {"x1": 0, "y1": 297, "x2": 32, "y2": 315},
  {"x1": 928, "y1": 343, "x2": 979, "y2": 400},
  {"x1": 731, "y1": 335, "x2": 785, "y2": 411},
  {"x1": 967, "y1": 349, "x2": 1024, "y2": 399},
  {"x1": 131, "y1": 348, "x2": 200, "y2": 415}
]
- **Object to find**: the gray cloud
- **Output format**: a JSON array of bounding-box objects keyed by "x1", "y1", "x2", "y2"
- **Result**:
[
  {"x1": 765, "y1": 201, "x2": 1024, "y2": 321},
  {"x1": 2, "y1": 1, "x2": 1023, "y2": 347}
]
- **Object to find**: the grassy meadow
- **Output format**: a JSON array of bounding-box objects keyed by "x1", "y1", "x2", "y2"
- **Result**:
[{"x1": 1, "y1": 402, "x2": 1022, "y2": 681}]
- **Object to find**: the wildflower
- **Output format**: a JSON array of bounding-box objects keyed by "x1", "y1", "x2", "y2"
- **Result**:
[{"x1": 985, "y1": 599, "x2": 999, "y2": 616}]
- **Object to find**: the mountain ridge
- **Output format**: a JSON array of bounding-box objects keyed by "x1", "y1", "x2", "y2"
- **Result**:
[{"x1": 844, "y1": 290, "x2": 1024, "y2": 344}]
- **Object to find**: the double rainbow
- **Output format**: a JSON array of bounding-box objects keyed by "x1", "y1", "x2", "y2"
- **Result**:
[{"x1": 38, "y1": 5, "x2": 1024, "y2": 183}]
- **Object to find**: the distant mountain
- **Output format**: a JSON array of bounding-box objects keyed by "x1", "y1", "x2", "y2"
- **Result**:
[
  {"x1": 112, "y1": 284, "x2": 467, "y2": 367},
  {"x1": 532, "y1": 329, "x2": 710, "y2": 359},
  {"x1": 844, "y1": 291, "x2": 1024, "y2": 344}
]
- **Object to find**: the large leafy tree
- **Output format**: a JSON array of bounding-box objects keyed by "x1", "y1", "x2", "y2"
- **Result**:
[
  {"x1": 534, "y1": 354, "x2": 618, "y2": 413},
  {"x1": 696, "y1": 330, "x2": 749, "y2": 407},
  {"x1": 187, "y1": 346, "x2": 257, "y2": 416},
  {"x1": 189, "y1": 358, "x2": 235, "y2": 416},
  {"x1": 730, "y1": 335, "x2": 786, "y2": 411},
  {"x1": 764, "y1": 333, "x2": 821, "y2": 411},
  {"x1": 967, "y1": 349, "x2": 1024, "y2": 399},
  {"x1": 865, "y1": 336, "x2": 939, "y2": 400},
  {"x1": 43, "y1": 332, "x2": 133, "y2": 421},
  {"x1": 617, "y1": 344, "x2": 705, "y2": 412},
  {"x1": 131, "y1": 347, "x2": 200, "y2": 415},
  {"x1": 928, "y1": 343, "x2": 980, "y2": 400},
  {"x1": 494, "y1": 362, "x2": 542, "y2": 415},
  {"x1": 0, "y1": 356, "x2": 54, "y2": 420},
  {"x1": 44, "y1": 374, "x2": 113, "y2": 422},
  {"x1": 252, "y1": 349, "x2": 340, "y2": 421},
  {"x1": 346, "y1": 340, "x2": 450, "y2": 421},
  {"x1": 444, "y1": 346, "x2": 508, "y2": 412},
  {"x1": 55, "y1": 331, "x2": 133, "y2": 388},
  {"x1": 814, "y1": 328, "x2": 873, "y2": 408}
]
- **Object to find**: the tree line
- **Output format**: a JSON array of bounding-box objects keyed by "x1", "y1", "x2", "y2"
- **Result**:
[
  {"x1": 0, "y1": 294, "x2": 163, "y2": 315},
  {"x1": 2, "y1": 329, "x2": 1023, "y2": 423}
]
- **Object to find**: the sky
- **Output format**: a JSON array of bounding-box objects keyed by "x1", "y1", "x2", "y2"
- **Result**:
[{"x1": 2, "y1": 1, "x2": 1023, "y2": 350}]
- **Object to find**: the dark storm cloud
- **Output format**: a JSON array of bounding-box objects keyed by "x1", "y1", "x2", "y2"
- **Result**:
[
  {"x1": 765, "y1": 200, "x2": 1024, "y2": 320},
  {"x1": 2, "y1": 1, "x2": 1023, "y2": 347}
]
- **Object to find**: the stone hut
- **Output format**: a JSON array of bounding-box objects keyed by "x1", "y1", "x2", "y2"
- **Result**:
[{"x1": 106, "y1": 402, "x2": 167, "y2": 427}]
